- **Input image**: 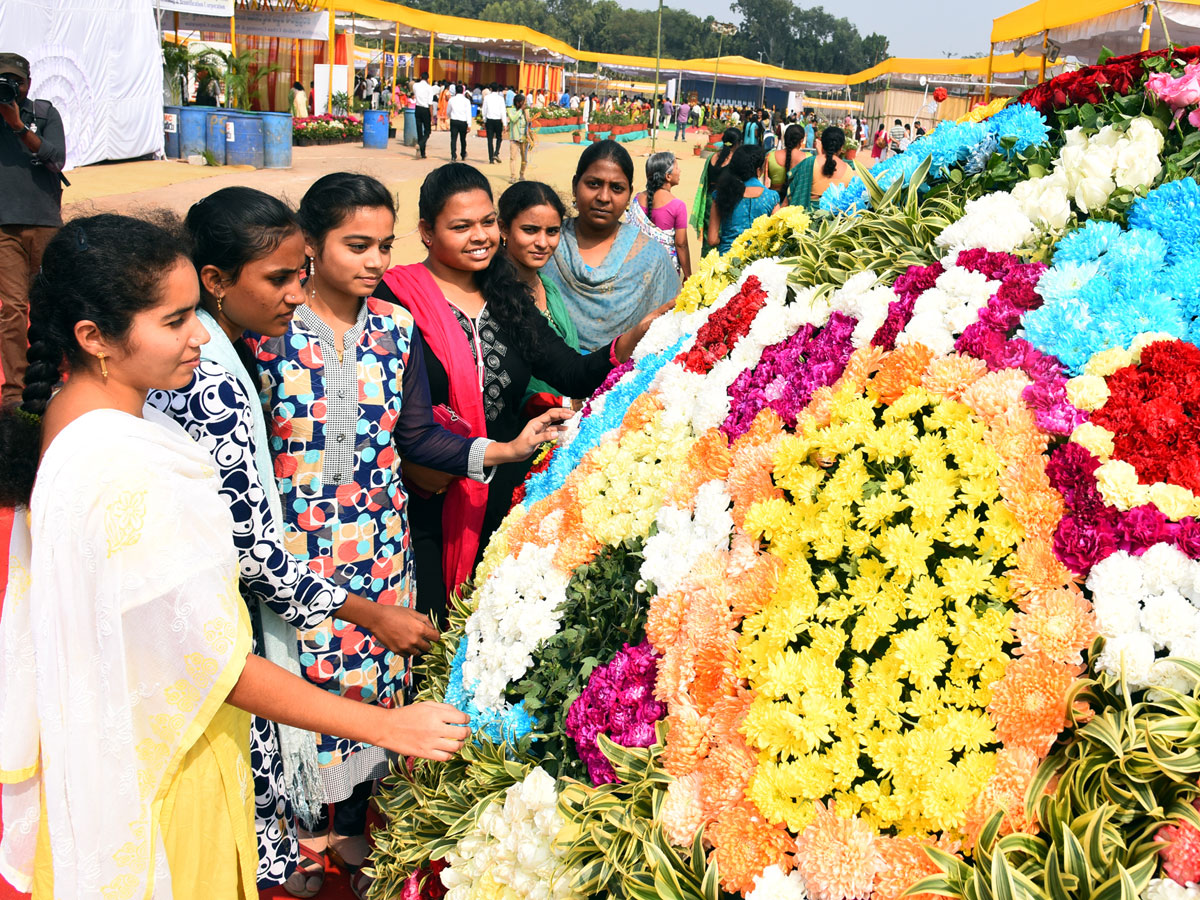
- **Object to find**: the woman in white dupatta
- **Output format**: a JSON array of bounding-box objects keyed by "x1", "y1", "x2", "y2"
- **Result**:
[{"x1": 0, "y1": 215, "x2": 470, "y2": 900}]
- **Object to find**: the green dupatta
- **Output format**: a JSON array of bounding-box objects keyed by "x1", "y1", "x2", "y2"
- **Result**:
[{"x1": 523, "y1": 273, "x2": 581, "y2": 403}]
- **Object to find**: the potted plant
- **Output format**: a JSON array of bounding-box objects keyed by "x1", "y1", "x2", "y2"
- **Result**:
[
  {"x1": 191, "y1": 47, "x2": 283, "y2": 110},
  {"x1": 843, "y1": 135, "x2": 859, "y2": 161}
]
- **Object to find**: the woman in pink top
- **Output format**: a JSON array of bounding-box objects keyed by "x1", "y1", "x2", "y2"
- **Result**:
[{"x1": 628, "y1": 150, "x2": 692, "y2": 279}]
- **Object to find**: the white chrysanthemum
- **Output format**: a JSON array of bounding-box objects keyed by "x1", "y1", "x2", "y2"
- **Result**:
[
  {"x1": 935, "y1": 191, "x2": 1036, "y2": 252},
  {"x1": 463, "y1": 542, "x2": 571, "y2": 711},
  {"x1": 747, "y1": 865, "x2": 808, "y2": 900},
  {"x1": 1141, "y1": 588, "x2": 1200, "y2": 647},
  {"x1": 641, "y1": 480, "x2": 733, "y2": 594},
  {"x1": 1094, "y1": 630, "x2": 1157, "y2": 688},
  {"x1": 1146, "y1": 878, "x2": 1200, "y2": 900}
]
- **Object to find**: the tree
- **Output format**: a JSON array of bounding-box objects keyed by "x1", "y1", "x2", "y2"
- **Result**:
[{"x1": 863, "y1": 33, "x2": 890, "y2": 68}]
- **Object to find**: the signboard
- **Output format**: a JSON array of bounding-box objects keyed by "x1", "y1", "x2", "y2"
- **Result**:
[
  {"x1": 313, "y1": 63, "x2": 349, "y2": 115},
  {"x1": 174, "y1": 8, "x2": 330, "y2": 41},
  {"x1": 384, "y1": 54, "x2": 412, "y2": 68},
  {"x1": 159, "y1": 0, "x2": 234, "y2": 15}
]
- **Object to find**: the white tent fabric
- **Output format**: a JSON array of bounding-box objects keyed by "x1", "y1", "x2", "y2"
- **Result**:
[
  {"x1": 995, "y1": 1, "x2": 1200, "y2": 61},
  {"x1": 0, "y1": 0, "x2": 164, "y2": 169}
]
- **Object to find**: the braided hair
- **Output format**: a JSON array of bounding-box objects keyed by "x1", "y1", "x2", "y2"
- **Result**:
[
  {"x1": 820, "y1": 126, "x2": 846, "y2": 178},
  {"x1": 714, "y1": 144, "x2": 767, "y2": 225},
  {"x1": 643, "y1": 151, "x2": 676, "y2": 214},
  {"x1": 0, "y1": 214, "x2": 192, "y2": 507}
]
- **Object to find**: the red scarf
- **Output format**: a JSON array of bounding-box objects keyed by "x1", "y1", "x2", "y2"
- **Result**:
[{"x1": 382, "y1": 263, "x2": 488, "y2": 599}]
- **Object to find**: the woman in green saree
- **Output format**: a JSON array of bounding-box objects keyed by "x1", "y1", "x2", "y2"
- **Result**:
[
  {"x1": 788, "y1": 125, "x2": 855, "y2": 211},
  {"x1": 498, "y1": 181, "x2": 582, "y2": 414}
]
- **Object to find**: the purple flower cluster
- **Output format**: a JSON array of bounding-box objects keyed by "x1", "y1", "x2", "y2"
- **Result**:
[
  {"x1": 1046, "y1": 442, "x2": 1200, "y2": 576},
  {"x1": 951, "y1": 249, "x2": 1087, "y2": 436},
  {"x1": 721, "y1": 312, "x2": 857, "y2": 441},
  {"x1": 579, "y1": 357, "x2": 636, "y2": 419},
  {"x1": 565, "y1": 641, "x2": 665, "y2": 785}
]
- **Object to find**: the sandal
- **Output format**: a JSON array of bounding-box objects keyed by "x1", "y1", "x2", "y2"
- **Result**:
[
  {"x1": 327, "y1": 842, "x2": 374, "y2": 900},
  {"x1": 282, "y1": 841, "x2": 327, "y2": 898}
]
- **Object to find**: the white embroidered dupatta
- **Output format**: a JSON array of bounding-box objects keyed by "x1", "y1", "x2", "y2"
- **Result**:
[{"x1": 0, "y1": 408, "x2": 251, "y2": 898}]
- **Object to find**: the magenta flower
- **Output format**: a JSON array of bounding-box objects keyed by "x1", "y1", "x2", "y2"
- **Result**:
[{"x1": 565, "y1": 641, "x2": 665, "y2": 784}]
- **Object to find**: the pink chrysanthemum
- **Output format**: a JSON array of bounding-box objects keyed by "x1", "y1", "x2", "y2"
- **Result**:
[{"x1": 793, "y1": 800, "x2": 882, "y2": 900}]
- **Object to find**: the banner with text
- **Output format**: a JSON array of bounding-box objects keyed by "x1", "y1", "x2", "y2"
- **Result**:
[{"x1": 175, "y1": 8, "x2": 330, "y2": 41}]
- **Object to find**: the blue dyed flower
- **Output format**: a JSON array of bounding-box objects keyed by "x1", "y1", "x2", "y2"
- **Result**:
[
  {"x1": 987, "y1": 102, "x2": 1050, "y2": 156},
  {"x1": 1037, "y1": 260, "x2": 1100, "y2": 304},
  {"x1": 443, "y1": 636, "x2": 537, "y2": 744},
  {"x1": 1129, "y1": 178, "x2": 1200, "y2": 264},
  {"x1": 1052, "y1": 220, "x2": 1123, "y2": 264}
]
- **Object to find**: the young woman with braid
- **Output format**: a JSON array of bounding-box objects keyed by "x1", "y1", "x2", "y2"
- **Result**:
[
  {"x1": 769, "y1": 123, "x2": 807, "y2": 202},
  {"x1": 706, "y1": 144, "x2": 780, "y2": 254},
  {"x1": 0, "y1": 214, "x2": 470, "y2": 900},
  {"x1": 690, "y1": 127, "x2": 742, "y2": 256},
  {"x1": 628, "y1": 151, "x2": 691, "y2": 278},
  {"x1": 787, "y1": 125, "x2": 854, "y2": 210}
]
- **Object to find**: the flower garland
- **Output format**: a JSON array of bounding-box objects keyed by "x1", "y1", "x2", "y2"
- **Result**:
[{"x1": 564, "y1": 641, "x2": 665, "y2": 785}]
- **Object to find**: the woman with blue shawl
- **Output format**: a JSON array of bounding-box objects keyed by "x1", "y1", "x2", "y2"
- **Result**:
[{"x1": 543, "y1": 141, "x2": 680, "y2": 352}]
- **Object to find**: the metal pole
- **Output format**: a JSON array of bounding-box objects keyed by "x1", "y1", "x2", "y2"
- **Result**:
[
  {"x1": 429, "y1": 30, "x2": 435, "y2": 81},
  {"x1": 652, "y1": 0, "x2": 662, "y2": 153},
  {"x1": 327, "y1": 5, "x2": 334, "y2": 114},
  {"x1": 1141, "y1": 2, "x2": 1154, "y2": 51},
  {"x1": 711, "y1": 33, "x2": 721, "y2": 104},
  {"x1": 1038, "y1": 29, "x2": 1048, "y2": 83},
  {"x1": 393, "y1": 22, "x2": 400, "y2": 86}
]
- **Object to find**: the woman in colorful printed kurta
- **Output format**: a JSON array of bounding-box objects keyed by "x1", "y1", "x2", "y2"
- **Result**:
[{"x1": 255, "y1": 173, "x2": 570, "y2": 889}]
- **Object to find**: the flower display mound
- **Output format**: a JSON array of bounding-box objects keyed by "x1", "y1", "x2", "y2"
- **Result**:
[{"x1": 369, "y1": 45, "x2": 1200, "y2": 900}]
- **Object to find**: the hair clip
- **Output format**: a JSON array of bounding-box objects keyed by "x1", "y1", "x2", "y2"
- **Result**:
[
  {"x1": 16, "y1": 407, "x2": 41, "y2": 425},
  {"x1": 75, "y1": 229, "x2": 88, "y2": 251}
]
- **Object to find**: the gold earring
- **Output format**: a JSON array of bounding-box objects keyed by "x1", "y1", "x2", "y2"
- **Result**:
[
  {"x1": 216, "y1": 292, "x2": 224, "y2": 314},
  {"x1": 97, "y1": 352, "x2": 108, "y2": 380}
]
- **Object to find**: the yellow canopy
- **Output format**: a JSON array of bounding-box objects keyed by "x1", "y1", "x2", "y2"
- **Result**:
[{"x1": 991, "y1": 0, "x2": 1200, "y2": 61}]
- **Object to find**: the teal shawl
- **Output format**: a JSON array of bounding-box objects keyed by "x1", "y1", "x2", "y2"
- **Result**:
[
  {"x1": 524, "y1": 274, "x2": 581, "y2": 402},
  {"x1": 196, "y1": 309, "x2": 324, "y2": 826},
  {"x1": 543, "y1": 217, "x2": 680, "y2": 352}
]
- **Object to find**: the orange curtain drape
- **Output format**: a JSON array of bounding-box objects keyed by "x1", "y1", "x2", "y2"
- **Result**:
[{"x1": 200, "y1": 32, "x2": 329, "y2": 112}]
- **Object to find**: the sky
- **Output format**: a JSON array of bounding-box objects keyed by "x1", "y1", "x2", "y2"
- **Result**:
[{"x1": 622, "y1": 0, "x2": 1021, "y2": 60}]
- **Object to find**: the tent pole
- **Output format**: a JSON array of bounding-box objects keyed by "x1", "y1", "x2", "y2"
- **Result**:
[
  {"x1": 393, "y1": 22, "x2": 400, "y2": 86},
  {"x1": 711, "y1": 32, "x2": 721, "y2": 105},
  {"x1": 1038, "y1": 30, "x2": 1048, "y2": 83},
  {"x1": 1141, "y1": 2, "x2": 1154, "y2": 51},
  {"x1": 984, "y1": 42, "x2": 994, "y2": 104},
  {"x1": 327, "y1": 4, "x2": 335, "y2": 114},
  {"x1": 429, "y1": 31, "x2": 435, "y2": 81},
  {"x1": 652, "y1": 0, "x2": 662, "y2": 154},
  {"x1": 173, "y1": 10, "x2": 179, "y2": 41},
  {"x1": 521, "y1": 40, "x2": 526, "y2": 92}
]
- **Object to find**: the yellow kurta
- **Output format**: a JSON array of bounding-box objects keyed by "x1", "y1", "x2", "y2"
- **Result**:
[{"x1": 33, "y1": 702, "x2": 258, "y2": 900}]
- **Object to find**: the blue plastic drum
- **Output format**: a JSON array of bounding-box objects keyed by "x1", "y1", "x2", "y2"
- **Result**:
[
  {"x1": 224, "y1": 112, "x2": 265, "y2": 168},
  {"x1": 363, "y1": 109, "x2": 389, "y2": 149},
  {"x1": 162, "y1": 106, "x2": 181, "y2": 158},
  {"x1": 205, "y1": 110, "x2": 229, "y2": 165},
  {"x1": 258, "y1": 111, "x2": 293, "y2": 168},
  {"x1": 180, "y1": 106, "x2": 210, "y2": 158}
]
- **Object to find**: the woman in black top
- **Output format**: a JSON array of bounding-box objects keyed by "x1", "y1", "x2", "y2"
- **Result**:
[{"x1": 377, "y1": 163, "x2": 664, "y2": 624}]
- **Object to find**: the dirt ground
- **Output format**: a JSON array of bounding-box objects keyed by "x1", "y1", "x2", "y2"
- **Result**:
[{"x1": 62, "y1": 127, "x2": 714, "y2": 267}]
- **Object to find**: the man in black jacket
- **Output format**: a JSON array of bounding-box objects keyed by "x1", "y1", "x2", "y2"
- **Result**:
[{"x1": 0, "y1": 52, "x2": 65, "y2": 405}]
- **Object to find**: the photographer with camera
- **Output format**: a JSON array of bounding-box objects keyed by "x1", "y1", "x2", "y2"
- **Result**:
[{"x1": 0, "y1": 52, "x2": 64, "y2": 405}]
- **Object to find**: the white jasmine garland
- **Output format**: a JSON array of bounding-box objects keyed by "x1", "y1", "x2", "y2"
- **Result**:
[
  {"x1": 462, "y1": 542, "x2": 571, "y2": 712},
  {"x1": 1087, "y1": 545, "x2": 1200, "y2": 692},
  {"x1": 440, "y1": 767, "x2": 582, "y2": 900}
]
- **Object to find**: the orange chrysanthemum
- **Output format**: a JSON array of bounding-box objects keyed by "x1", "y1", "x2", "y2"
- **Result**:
[
  {"x1": 921, "y1": 353, "x2": 989, "y2": 401},
  {"x1": 962, "y1": 745, "x2": 1041, "y2": 847},
  {"x1": 646, "y1": 590, "x2": 687, "y2": 648},
  {"x1": 1013, "y1": 584, "x2": 1096, "y2": 666},
  {"x1": 661, "y1": 772, "x2": 707, "y2": 847},
  {"x1": 707, "y1": 802, "x2": 795, "y2": 895},
  {"x1": 839, "y1": 344, "x2": 888, "y2": 393},
  {"x1": 986, "y1": 412, "x2": 1049, "y2": 469},
  {"x1": 988, "y1": 654, "x2": 1081, "y2": 756},
  {"x1": 697, "y1": 735, "x2": 758, "y2": 821},
  {"x1": 707, "y1": 687, "x2": 753, "y2": 747},
  {"x1": 998, "y1": 460, "x2": 1064, "y2": 544},
  {"x1": 1008, "y1": 539, "x2": 1076, "y2": 599},
  {"x1": 960, "y1": 369, "x2": 1032, "y2": 427},
  {"x1": 873, "y1": 835, "x2": 952, "y2": 900},
  {"x1": 727, "y1": 552, "x2": 784, "y2": 621},
  {"x1": 668, "y1": 428, "x2": 734, "y2": 507},
  {"x1": 655, "y1": 641, "x2": 694, "y2": 707},
  {"x1": 620, "y1": 391, "x2": 664, "y2": 436},
  {"x1": 793, "y1": 800, "x2": 882, "y2": 900},
  {"x1": 662, "y1": 701, "x2": 712, "y2": 777},
  {"x1": 726, "y1": 442, "x2": 783, "y2": 529},
  {"x1": 738, "y1": 407, "x2": 787, "y2": 448},
  {"x1": 869, "y1": 343, "x2": 936, "y2": 405}
]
